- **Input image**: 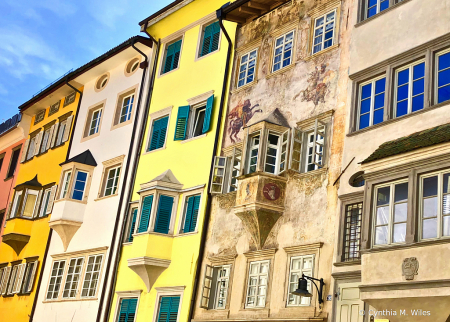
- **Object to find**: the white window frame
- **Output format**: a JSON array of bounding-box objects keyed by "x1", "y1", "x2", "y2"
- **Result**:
[
  {"x1": 286, "y1": 255, "x2": 314, "y2": 307},
  {"x1": 60, "y1": 170, "x2": 72, "y2": 199},
  {"x1": 213, "y1": 265, "x2": 231, "y2": 309},
  {"x1": 435, "y1": 48, "x2": 450, "y2": 104},
  {"x1": 372, "y1": 179, "x2": 408, "y2": 247},
  {"x1": 46, "y1": 260, "x2": 66, "y2": 300},
  {"x1": 188, "y1": 103, "x2": 207, "y2": 139},
  {"x1": 237, "y1": 49, "x2": 258, "y2": 88},
  {"x1": 89, "y1": 107, "x2": 103, "y2": 136},
  {"x1": 247, "y1": 133, "x2": 261, "y2": 174},
  {"x1": 305, "y1": 131, "x2": 324, "y2": 172},
  {"x1": 357, "y1": 75, "x2": 386, "y2": 130},
  {"x1": 119, "y1": 94, "x2": 135, "y2": 124},
  {"x1": 81, "y1": 254, "x2": 103, "y2": 298},
  {"x1": 272, "y1": 30, "x2": 295, "y2": 73},
  {"x1": 245, "y1": 260, "x2": 270, "y2": 308},
  {"x1": 104, "y1": 166, "x2": 121, "y2": 197},
  {"x1": 228, "y1": 148, "x2": 242, "y2": 192},
  {"x1": 312, "y1": 9, "x2": 337, "y2": 55},
  {"x1": 151, "y1": 287, "x2": 184, "y2": 322},
  {"x1": 10, "y1": 190, "x2": 23, "y2": 218},
  {"x1": 62, "y1": 257, "x2": 84, "y2": 299},
  {"x1": 393, "y1": 60, "x2": 426, "y2": 118},
  {"x1": 264, "y1": 132, "x2": 282, "y2": 175}
]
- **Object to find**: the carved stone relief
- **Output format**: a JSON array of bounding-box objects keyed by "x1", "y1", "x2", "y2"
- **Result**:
[{"x1": 402, "y1": 257, "x2": 419, "y2": 280}]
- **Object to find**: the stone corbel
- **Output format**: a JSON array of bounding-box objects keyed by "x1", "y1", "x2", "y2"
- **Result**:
[{"x1": 127, "y1": 257, "x2": 171, "y2": 292}]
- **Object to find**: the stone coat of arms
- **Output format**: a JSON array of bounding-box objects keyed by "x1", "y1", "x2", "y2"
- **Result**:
[{"x1": 402, "y1": 257, "x2": 419, "y2": 280}]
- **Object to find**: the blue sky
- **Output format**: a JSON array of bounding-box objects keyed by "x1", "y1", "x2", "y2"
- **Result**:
[{"x1": 0, "y1": 0, "x2": 173, "y2": 122}]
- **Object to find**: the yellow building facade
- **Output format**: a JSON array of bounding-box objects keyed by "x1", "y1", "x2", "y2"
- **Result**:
[
  {"x1": 107, "y1": 1, "x2": 235, "y2": 322},
  {"x1": 0, "y1": 84, "x2": 80, "y2": 321}
]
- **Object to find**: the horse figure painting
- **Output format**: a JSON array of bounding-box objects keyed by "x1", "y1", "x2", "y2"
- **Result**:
[{"x1": 227, "y1": 99, "x2": 262, "y2": 143}]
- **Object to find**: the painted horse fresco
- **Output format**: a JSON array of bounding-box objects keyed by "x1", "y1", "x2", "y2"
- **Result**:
[{"x1": 228, "y1": 99, "x2": 262, "y2": 143}]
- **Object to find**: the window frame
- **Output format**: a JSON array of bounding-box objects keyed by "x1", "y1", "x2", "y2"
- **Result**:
[
  {"x1": 21, "y1": 260, "x2": 38, "y2": 294},
  {"x1": 246, "y1": 132, "x2": 261, "y2": 174},
  {"x1": 365, "y1": 0, "x2": 390, "y2": 19},
  {"x1": 81, "y1": 254, "x2": 104, "y2": 298},
  {"x1": 21, "y1": 189, "x2": 40, "y2": 218},
  {"x1": 10, "y1": 190, "x2": 23, "y2": 218},
  {"x1": 342, "y1": 202, "x2": 363, "y2": 262},
  {"x1": 71, "y1": 170, "x2": 89, "y2": 201},
  {"x1": 356, "y1": 75, "x2": 386, "y2": 130},
  {"x1": 160, "y1": 38, "x2": 184, "y2": 76},
  {"x1": 151, "y1": 287, "x2": 184, "y2": 322},
  {"x1": 311, "y1": 9, "x2": 337, "y2": 55},
  {"x1": 188, "y1": 103, "x2": 207, "y2": 139},
  {"x1": 6, "y1": 145, "x2": 22, "y2": 179},
  {"x1": 26, "y1": 134, "x2": 37, "y2": 161},
  {"x1": 244, "y1": 259, "x2": 270, "y2": 309},
  {"x1": 145, "y1": 106, "x2": 173, "y2": 154},
  {"x1": 114, "y1": 296, "x2": 140, "y2": 322},
  {"x1": 39, "y1": 126, "x2": 52, "y2": 154},
  {"x1": 178, "y1": 191, "x2": 203, "y2": 235},
  {"x1": 46, "y1": 260, "x2": 66, "y2": 300},
  {"x1": 89, "y1": 107, "x2": 103, "y2": 136},
  {"x1": 55, "y1": 118, "x2": 68, "y2": 147},
  {"x1": 237, "y1": 48, "x2": 258, "y2": 88},
  {"x1": 286, "y1": 255, "x2": 315, "y2": 307},
  {"x1": 148, "y1": 115, "x2": 170, "y2": 152},
  {"x1": 271, "y1": 30, "x2": 295, "y2": 73},
  {"x1": 124, "y1": 206, "x2": 139, "y2": 244},
  {"x1": 435, "y1": 48, "x2": 450, "y2": 105},
  {"x1": 62, "y1": 256, "x2": 85, "y2": 299},
  {"x1": 197, "y1": 20, "x2": 221, "y2": 59},
  {"x1": 119, "y1": 94, "x2": 135, "y2": 124},
  {"x1": 60, "y1": 170, "x2": 73, "y2": 199},
  {"x1": 103, "y1": 165, "x2": 122, "y2": 197}
]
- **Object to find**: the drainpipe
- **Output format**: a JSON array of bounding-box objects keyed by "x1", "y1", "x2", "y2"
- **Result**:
[
  {"x1": 188, "y1": 9, "x2": 233, "y2": 322},
  {"x1": 29, "y1": 79, "x2": 83, "y2": 322},
  {"x1": 98, "y1": 37, "x2": 160, "y2": 322}
]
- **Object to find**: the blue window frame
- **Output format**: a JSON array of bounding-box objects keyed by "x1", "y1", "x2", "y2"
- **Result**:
[
  {"x1": 272, "y1": 31, "x2": 294, "y2": 72},
  {"x1": 149, "y1": 116, "x2": 169, "y2": 151},
  {"x1": 182, "y1": 195, "x2": 201, "y2": 233},
  {"x1": 163, "y1": 40, "x2": 182, "y2": 74},
  {"x1": 154, "y1": 195, "x2": 174, "y2": 234},
  {"x1": 366, "y1": 0, "x2": 389, "y2": 18},
  {"x1": 238, "y1": 49, "x2": 258, "y2": 88},
  {"x1": 157, "y1": 296, "x2": 180, "y2": 322},
  {"x1": 312, "y1": 9, "x2": 336, "y2": 54},
  {"x1": 72, "y1": 171, "x2": 88, "y2": 201},
  {"x1": 127, "y1": 208, "x2": 138, "y2": 243},
  {"x1": 395, "y1": 61, "x2": 425, "y2": 117},
  {"x1": 358, "y1": 77, "x2": 386, "y2": 130},
  {"x1": 437, "y1": 50, "x2": 450, "y2": 104},
  {"x1": 118, "y1": 298, "x2": 138, "y2": 322}
]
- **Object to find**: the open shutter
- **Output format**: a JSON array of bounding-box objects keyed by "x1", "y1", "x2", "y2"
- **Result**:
[
  {"x1": 200, "y1": 265, "x2": 214, "y2": 309},
  {"x1": 45, "y1": 185, "x2": 58, "y2": 215},
  {"x1": 210, "y1": 157, "x2": 228, "y2": 194},
  {"x1": 189, "y1": 196, "x2": 201, "y2": 232},
  {"x1": 202, "y1": 95, "x2": 214, "y2": 134},
  {"x1": 174, "y1": 106, "x2": 190, "y2": 141},
  {"x1": 211, "y1": 22, "x2": 221, "y2": 52},
  {"x1": 289, "y1": 127, "x2": 303, "y2": 173},
  {"x1": 201, "y1": 24, "x2": 213, "y2": 56},
  {"x1": 150, "y1": 117, "x2": 169, "y2": 151},
  {"x1": 312, "y1": 119, "x2": 326, "y2": 169},
  {"x1": 25, "y1": 261, "x2": 38, "y2": 293},
  {"x1": 46, "y1": 124, "x2": 56, "y2": 150},
  {"x1": 164, "y1": 43, "x2": 175, "y2": 74},
  {"x1": 278, "y1": 129, "x2": 290, "y2": 174},
  {"x1": 50, "y1": 122, "x2": 59, "y2": 148},
  {"x1": 1, "y1": 266, "x2": 11, "y2": 295},
  {"x1": 20, "y1": 139, "x2": 29, "y2": 163},
  {"x1": 34, "y1": 131, "x2": 43, "y2": 156},
  {"x1": 137, "y1": 195, "x2": 153, "y2": 233},
  {"x1": 6, "y1": 201, "x2": 12, "y2": 219},
  {"x1": 32, "y1": 190, "x2": 43, "y2": 218},
  {"x1": 62, "y1": 115, "x2": 73, "y2": 143},
  {"x1": 228, "y1": 148, "x2": 242, "y2": 192},
  {"x1": 14, "y1": 263, "x2": 26, "y2": 293},
  {"x1": 7, "y1": 266, "x2": 17, "y2": 294},
  {"x1": 172, "y1": 40, "x2": 182, "y2": 70},
  {"x1": 128, "y1": 208, "x2": 138, "y2": 242},
  {"x1": 154, "y1": 195, "x2": 174, "y2": 234}
]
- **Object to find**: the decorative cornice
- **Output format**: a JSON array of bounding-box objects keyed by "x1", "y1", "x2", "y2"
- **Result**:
[
  {"x1": 208, "y1": 254, "x2": 237, "y2": 264},
  {"x1": 236, "y1": 37, "x2": 262, "y2": 55},
  {"x1": 244, "y1": 248, "x2": 277, "y2": 259},
  {"x1": 331, "y1": 270, "x2": 362, "y2": 280},
  {"x1": 102, "y1": 155, "x2": 125, "y2": 166},
  {"x1": 128, "y1": 257, "x2": 171, "y2": 268},
  {"x1": 338, "y1": 191, "x2": 364, "y2": 203},
  {"x1": 307, "y1": 0, "x2": 341, "y2": 17},
  {"x1": 51, "y1": 246, "x2": 108, "y2": 259},
  {"x1": 296, "y1": 110, "x2": 334, "y2": 130},
  {"x1": 187, "y1": 90, "x2": 215, "y2": 106},
  {"x1": 116, "y1": 290, "x2": 143, "y2": 296},
  {"x1": 284, "y1": 242, "x2": 323, "y2": 254},
  {"x1": 155, "y1": 286, "x2": 186, "y2": 292}
]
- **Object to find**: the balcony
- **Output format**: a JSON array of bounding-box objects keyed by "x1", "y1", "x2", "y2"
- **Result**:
[{"x1": 2, "y1": 218, "x2": 33, "y2": 255}]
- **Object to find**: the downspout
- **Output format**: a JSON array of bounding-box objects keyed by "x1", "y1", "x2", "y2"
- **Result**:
[
  {"x1": 29, "y1": 79, "x2": 83, "y2": 322},
  {"x1": 96, "y1": 39, "x2": 150, "y2": 322},
  {"x1": 188, "y1": 9, "x2": 233, "y2": 321},
  {"x1": 99, "y1": 37, "x2": 160, "y2": 322}
]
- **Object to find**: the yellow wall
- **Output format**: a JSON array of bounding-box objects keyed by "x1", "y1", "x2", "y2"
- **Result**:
[
  {"x1": 108, "y1": 1, "x2": 235, "y2": 322},
  {"x1": 0, "y1": 91, "x2": 80, "y2": 321}
]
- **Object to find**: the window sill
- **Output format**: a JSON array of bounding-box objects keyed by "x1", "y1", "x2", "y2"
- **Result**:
[
  {"x1": 265, "y1": 63, "x2": 295, "y2": 80},
  {"x1": 51, "y1": 142, "x2": 66, "y2": 150},
  {"x1": 54, "y1": 198, "x2": 87, "y2": 205},
  {"x1": 355, "y1": 0, "x2": 412, "y2": 28},
  {"x1": 143, "y1": 146, "x2": 167, "y2": 156},
  {"x1": 361, "y1": 237, "x2": 450, "y2": 254},
  {"x1": 80, "y1": 132, "x2": 100, "y2": 143},
  {"x1": 175, "y1": 231, "x2": 199, "y2": 238},
  {"x1": 304, "y1": 43, "x2": 339, "y2": 61},
  {"x1": 158, "y1": 66, "x2": 180, "y2": 79},
  {"x1": 288, "y1": 167, "x2": 328, "y2": 180},
  {"x1": 180, "y1": 133, "x2": 207, "y2": 144},
  {"x1": 43, "y1": 297, "x2": 98, "y2": 303},
  {"x1": 94, "y1": 193, "x2": 119, "y2": 202},
  {"x1": 132, "y1": 231, "x2": 175, "y2": 238},
  {"x1": 231, "y1": 80, "x2": 258, "y2": 95},
  {"x1": 4, "y1": 176, "x2": 13, "y2": 182},
  {"x1": 195, "y1": 49, "x2": 220, "y2": 62},
  {"x1": 122, "y1": 241, "x2": 133, "y2": 246},
  {"x1": 333, "y1": 259, "x2": 361, "y2": 267},
  {"x1": 111, "y1": 119, "x2": 133, "y2": 131}
]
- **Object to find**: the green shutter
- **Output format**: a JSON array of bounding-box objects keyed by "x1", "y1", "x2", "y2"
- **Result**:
[
  {"x1": 119, "y1": 298, "x2": 138, "y2": 322},
  {"x1": 154, "y1": 195, "x2": 174, "y2": 234},
  {"x1": 149, "y1": 116, "x2": 169, "y2": 151},
  {"x1": 174, "y1": 106, "x2": 190, "y2": 141},
  {"x1": 211, "y1": 22, "x2": 220, "y2": 52},
  {"x1": 163, "y1": 40, "x2": 182, "y2": 74},
  {"x1": 157, "y1": 296, "x2": 180, "y2": 322},
  {"x1": 201, "y1": 22, "x2": 220, "y2": 57},
  {"x1": 127, "y1": 209, "x2": 138, "y2": 242},
  {"x1": 137, "y1": 195, "x2": 153, "y2": 233},
  {"x1": 202, "y1": 95, "x2": 214, "y2": 134},
  {"x1": 183, "y1": 195, "x2": 201, "y2": 233}
]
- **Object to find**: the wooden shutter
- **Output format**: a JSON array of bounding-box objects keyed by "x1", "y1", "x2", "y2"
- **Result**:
[
  {"x1": 50, "y1": 122, "x2": 59, "y2": 148},
  {"x1": 32, "y1": 190, "x2": 43, "y2": 218},
  {"x1": 202, "y1": 95, "x2": 214, "y2": 134},
  {"x1": 128, "y1": 209, "x2": 138, "y2": 242},
  {"x1": 201, "y1": 24, "x2": 213, "y2": 57},
  {"x1": 174, "y1": 106, "x2": 190, "y2": 141},
  {"x1": 34, "y1": 131, "x2": 43, "y2": 156},
  {"x1": 62, "y1": 115, "x2": 73, "y2": 143},
  {"x1": 157, "y1": 296, "x2": 180, "y2": 322},
  {"x1": 20, "y1": 139, "x2": 29, "y2": 163},
  {"x1": 210, "y1": 157, "x2": 228, "y2": 194},
  {"x1": 172, "y1": 40, "x2": 182, "y2": 71},
  {"x1": 200, "y1": 265, "x2": 213, "y2": 309},
  {"x1": 45, "y1": 185, "x2": 58, "y2": 215},
  {"x1": 137, "y1": 195, "x2": 154, "y2": 233},
  {"x1": 119, "y1": 298, "x2": 138, "y2": 322},
  {"x1": 184, "y1": 195, "x2": 200, "y2": 233},
  {"x1": 46, "y1": 124, "x2": 56, "y2": 150},
  {"x1": 312, "y1": 119, "x2": 326, "y2": 168},
  {"x1": 6, "y1": 201, "x2": 12, "y2": 219},
  {"x1": 1, "y1": 266, "x2": 11, "y2": 294},
  {"x1": 278, "y1": 130, "x2": 290, "y2": 174},
  {"x1": 288, "y1": 127, "x2": 303, "y2": 173},
  {"x1": 14, "y1": 263, "x2": 26, "y2": 293},
  {"x1": 7, "y1": 266, "x2": 17, "y2": 294},
  {"x1": 163, "y1": 40, "x2": 182, "y2": 74},
  {"x1": 211, "y1": 22, "x2": 221, "y2": 52},
  {"x1": 25, "y1": 261, "x2": 38, "y2": 293},
  {"x1": 154, "y1": 195, "x2": 174, "y2": 234},
  {"x1": 150, "y1": 117, "x2": 169, "y2": 151}
]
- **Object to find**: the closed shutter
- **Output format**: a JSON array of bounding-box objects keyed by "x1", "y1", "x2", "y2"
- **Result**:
[
  {"x1": 128, "y1": 208, "x2": 138, "y2": 242},
  {"x1": 157, "y1": 296, "x2": 180, "y2": 322},
  {"x1": 202, "y1": 95, "x2": 214, "y2": 134},
  {"x1": 32, "y1": 190, "x2": 43, "y2": 218},
  {"x1": 149, "y1": 116, "x2": 169, "y2": 151},
  {"x1": 201, "y1": 22, "x2": 220, "y2": 57},
  {"x1": 1, "y1": 266, "x2": 11, "y2": 294},
  {"x1": 25, "y1": 261, "x2": 38, "y2": 293},
  {"x1": 154, "y1": 195, "x2": 174, "y2": 234},
  {"x1": 183, "y1": 195, "x2": 201, "y2": 233},
  {"x1": 137, "y1": 195, "x2": 153, "y2": 233},
  {"x1": 50, "y1": 122, "x2": 59, "y2": 148},
  {"x1": 62, "y1": 115, "x2": 73, "y2": 143},
  {"x1": 13, "y1": 263, "x2": 26, "y2": 293},
  {"x1": 45, "y1": 185, "x2": 58, "y2": 215},
  {"x1": 20, "y1": 139, "x2": 29, "y2": 163},
  {"x1": 46, "y1": 124, "x2": 56, "y2": 150},
  {"x1": 6, "y1": 201, "x2": 12, "y2": 219},
  {"x1": 119, "y1": 298, "x2": 138, "y2": 322},
  {"x1": 174, "y1": 106, "x2": 190, "y2": 141},
  {"x1": 163, "y1": 40, "x2": 182, "y2": 74},
  {"x1": 34, "y1": 131, "x2": 43, "y2": 156}
]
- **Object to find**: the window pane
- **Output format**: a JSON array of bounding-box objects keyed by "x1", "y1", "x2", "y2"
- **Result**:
[
  {"x1": 377, "y1": 186, "x2": 390, "y2": 206},
  {"x1": 397, "y1": 69, "x2": 409, "y2": 86},
  {"x1": 443, "y1": 173, "x2": 450, "y2": 193},
  {"x1": 423, "y1": 176, "x2": 438, "y2": 197},
  {"x1": 376, "y1": 206, "x2": 389, "y2": 225},
  {"x1": 438, "y1": 85, "x2": 450, "y2": 103},
  {"x1": 422, "y1": 218, "x2": 437, "y2": 239},
  {"x1": 394, "y1": 182, "x2": 408, "y2": 202},
  {"x1": 439, "y1": 52, "x2": 450, "y2": 70},
  {"x1": 374, "y1": 93, "x2": 384, "y2": 109},
  {"x1": 360, "y1": 99, "x2": 371, "y2": 114},
  {"x1": 373, "y1": 107, "x2": 384, "y2": 125},
  {"x1": 394, "y1": 203, "x2": 407, "y2": 222},
  {"x1": 375, "y1": 226, "x2": 388, "y2": 245},
  {"x1": 397, "y1": 84, "x2": 409, "y2": 101},
  {"x1": 393, "y1": 223, "x2": 406, "y2": 243},
  {"x1": 412, "y1": 94, "x2": 424, "y2": 112},
  {"x1": 413, "y1": 78, "x2": 424, "y2": 95},
  {"x1": 359, "y1": 113, "x2": 370, "y2": 129},
  {"x1": 423, "y1": 197, "x2": 438, "y2": 218},
  {"x1": 413, "y1": 62, "x2": 425, "y2": 79},
  {"x1": 438, "y1": 68, "x2": 450, "y2": 87},
  {"x1": 396, "y1": 100, "x2": 408, "y2": 117},
  {"x1": 361, "y1": 84, "x2": 372, "y2": 99},
  {"x1": 375, "y1": 78, "x2": 386, "y2": 94}
]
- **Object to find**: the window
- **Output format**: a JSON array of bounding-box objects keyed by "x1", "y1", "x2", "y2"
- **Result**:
[
  {"x1": 104, "y1": 166, "x2": 121, "y2": 197},
  {"x1": 96, "y1": 74, "x2": 109, "y2": 91},
  {"x1": 6, "y1": 147, "x2": 21, "y2": 178},
  {"x1": 81, "y1": 254, "x2": 103, "y2": 298},
  {"x1": 394, "y1": 61, "x2": 425, "y2": 117},
  {"x1": 373, "y1": 181, "x2": 408, "y2": 246},
  {"x1": 117, "y1": 298, "x2": 138, "y2": 322},
  {"x1": 211, "y1": 157, "x2": 227, "y2": 194},
  {"x1": 126, "y1": 208, "x2": 138, "y2": 243},
  {"x1": 228, "y1": 149, "x2": 241, "y2": 192},
  {"x1": 49, "y1": 101, "x2": 60, "y2": 116},
  {"x1": 245, "y1": 260, "x2": 269, "y2": 308},
  {"x1": 200, "y1": 265, "x2": 231, "y2": 309},
  {"x1": 200, "y1": 21, "x2": 220, "y2": 57},
  {"x1": 0, "y1": 267, "x2": 5, "y2": 294},
  {"x1": 312, "y1": 10, "x2": 336, "y2": 54},
  {"x1": 10, "y1": 191, "x2": 23, "y2": 218},
  {"x1": 34, "y1": 110, "x2": 45, "y2": 125},
  {"x1": 420, "y1": 171, "x2": 450, "y2": 240},
  {"x1": 0, "y1": 266, "x2": 11, "y2": 295},
  {"x1": 126, "y1": 57, "x2": 140, "y2": 76},
  {"x1": 366, "y1": 0, "x2": 389, "y2": 18},
  {"x1": 191, "y1": 105, "x2": 206, "y2": 138},
  {"x1": 64, "y1": 92, "x2": 76, "y2": 107},
  {"x1": 22, "y1": 261, "x2": 38, "y2": 293},
  {"x1": 22, "y1": 189, "x2": 39, "y2": 218},
  {"x1": 211, "y1": 148, "x2": 242, "y2": 194},
  {"x1": 63, "y1": 257, "x2": 84, "y2": 299},
  {"x1": 89, "y1": 108, "x2": 102, "y2": 136},
  {"x1": 163, "y1": 40, "x2": 182, "y2": 74},
  {"x1": 120, "y1": 95, "x2": 134, "y2": 124},
  {"x1": 7, "y1": 264, "x2": 18, "y2": 294},
  {"x1": 149, "y1": 116, "x2": 169, "y2": 151},
  {"x1": 264, "y1": 133, "x2": 280, "y2": 174},
  {"x1": 247, "y1": 134, "x2": 260, "y2": 174},
  {"x1": 157, "y1": 296, "x2": 180, "y2": 322},
  {"x1": 40, "y1": 127, "x2": 51, "y2": 154},
  {"x1": 343, "y1": 203, "x2": 362, "y2": 261},
  {"x1": 306, "y1": 127, "x2": 324, "y2": 172},
  {"x1": 287, "y1": 255, "x2": 314, "y2": 306},
  {"x1": 437, "y1": 49, "x2": 450, "y2": 104},
  {"x1": 26, "y1": 135, "x2": 37, "y2": 160},
  {"x1": 238, "y1": 49, "x2": 258, "y2": 88},
  {"x1": 46, "y1": 260, "x2": 66, "y2": 300},
  {"x1": 60, "y1": 171, "x2": 72, "y2": 199},
  {"x1": 137, "y1": 195, "x2": 154, "y2": 233},
  {"x1": 0, "y1": 154, "x2": 4, "y2": 173},
  {"x1": 39, "y1": 187, "x2": 52, "y2": 217},
  {"x1": 72, "y1": 171, "x2": 88, "y2": 201},
  {"x1": 154, "y1": 195, "x2": 174, "y2": 234},
  {"x1": 272, "y1": 31, "x2": 294, "y2": 73},
  {"x1": 56, "y1": 118, "x2": 68, "y2": 146},
  {"x1": 358, "y1": 76, "x2": 386, "y2": 130},
  {"x1": 181, "y1": 195, "x2": 201, "y2": 233}
]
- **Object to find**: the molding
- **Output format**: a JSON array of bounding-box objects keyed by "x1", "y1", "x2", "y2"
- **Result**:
[
  {"x1": 116, "y1": 290, "x2": 143, "y2": 296},
  {"x1": 333, "y1": 260, "x2": 361, "y2": 267},
  {"x1": 304, "y1": 44, "x2": 339, "y2": 62},
  {"x1": 137, "y1": 184, "x2": 204, "y2": 195},
  {"x1": 235, "y1": 37, "x2": 262, "y2": 55},
  {"x1": 331, "y1": 270, "x2": 362, "y2": 280},
  {"x1": 269, "y1": 21, "x2": 298, "y2": 39},
  {"x1": 244, "y1": 248, "x2": 277, "y2": 259},
  {"x1": 283, "y1": 242, "x2": 323, "y2": 254},
  {"x1": 208, "y1": 254, "x2": 237, "y2": 264},
  {"x1": 338, "y1": 191, "x2": 364, "y2": 203},
  {"x1": 102, "y1": 155, "x2": 125, "y2": 166},
  {"x1": 154, "y1": 286, "x2": 186, "y2": 292},
  {"x1": 359, "y1": 279, "x2": 450, "y2": 293},
  {"x1": 265, "y1": 63, "x2": 295, "y2": 80},
  {"x1": 186, "y1": 90, "x2": 215, "y2": 106},
  {"x1": 361, "y1": 236, "x2": 450, "y2": 254},
  {"x1": 146, "y1": 0, "x2": 195, "y2": 29},
  {"x1": 160, "y1": 11, "x2": 216, "y2": 44},
  {"x1": 149, "y1": 106, "x2": 173, "y2": 120},
  {"x1": 296, "y1": 110, "x2": 334, "y2": 130},
  {"x1": 180, "y1": 133, "x2": 207, "y2": 144},
  {"x1": 307, "y1": 0, "x2": 342, "y2": 17},
  {"x1": 51, "y1": 246, "x2": 108, "y2": 259},
  {"x1": 222, "y1": 142, "x2": 244, "y2": 156}
]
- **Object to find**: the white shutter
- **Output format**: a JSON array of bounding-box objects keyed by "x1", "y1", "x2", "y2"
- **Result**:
[
  {"x1": 6, "y1": 201, "x2": 12, "y2": 219},
  {"x1": 278, "y1": 129, "x2": 290, "y2": 174},
  {"x1": 46, "y1": 124, "x2": 56, "y2": 150},
  {"x1": 50, "y1": 122, "x2": 59, "y2": 148},
  {"x1": 26, "y1": 261, "x2": 38, "y2": 293},
  {"x1": 1, "y1": 266, "x2": 11, "y2": 294},
  {"x1": 7, "y1": 266, "x2": 17, "y2": 294},
  {"x1": 20, "y1": 139, "x2": 30, "y2": 163},
  {"x1": 32, "y1": 190, "x2": 43, "y2": 218},
  {"x1": 13, "y1": 263, "x2": 26, "y2": 293},
  {"x1": 34, "y1": 131, "x2": 43, "y2": 156},
  {"x1": 62, "y1": 115, "x2": 73, "y2": 143},
  {"x1": 45, "y1": 185, "x2": 58, "y2": 215},
  {"x1": 312, "y1": 119, "x2": 326, "y2": 169},
  {"x1": 19, "y1": 189, "x2": 28, "y2": 218},
  {"x1": 289, "y1": 127, "x2": 303, "y2": 173},
  {"x1": 227, "y1": 148, "x2": 242, "y2": 192},
  {"x1": 210, "y1": 157, "x2": 228, "y2": 194},
  {"x1": 200, "y1": 264, "x2": 214, "y2": 309}
]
